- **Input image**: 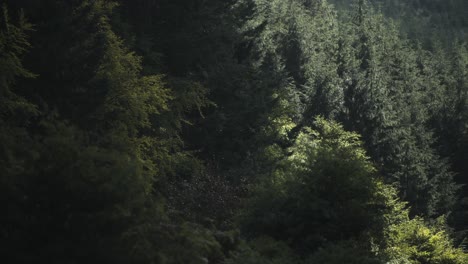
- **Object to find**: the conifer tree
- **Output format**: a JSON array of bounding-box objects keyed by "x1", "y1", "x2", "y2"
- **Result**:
[
  {"x1": 1, "y1": 1, "x2": 221, "y2": 263},
  {"x1": 338, "y1": 0, "x2": 457, "y2": 216},
  {"x1": 0, "y1": 4, "x2": 39, "y2": 259}
]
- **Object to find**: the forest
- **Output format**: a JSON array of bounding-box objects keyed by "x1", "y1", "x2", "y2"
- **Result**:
[{"x1": 0, "y1": 0, "x2": 467, "y2": 263}]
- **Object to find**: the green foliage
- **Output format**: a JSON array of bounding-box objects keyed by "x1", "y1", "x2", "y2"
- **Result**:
[
  {"x1": 305, "y1": 240, "x2": 381, "y2": 264},
  {"x1": 338, "y1": 0, "x2": 457, "y2": 216},
  {"x1": 385, "y1": 217, "x2": 468, "y2": 264},
  {"x1": 124, "y1": 221, "x2": 225, "y2": 264},
  {"x1": 1, "y1": 1, "x2": 218, "y2": 263},
  {"x1": 241, "y1": 118, "x2": 394, "y2": 254},
  {"x1": 225, "y1": 236, "x2": 300, "y2": 264},
  {"x1": 0, "y1": 4, "x2": 37, "y2": 117},
  {"x1": 13, "y1": 120, "x2": 157, "y2": 262},
  {"x1": 427, "y1": 41, "x2": 468, "y2": 237},
  {"x1": 0, "y1": 5, "x2": 40, "y2": 257},
  {"x1": 236, "y1": 0, "x2": 342, "y2": 120},
  {"x1": 166, "y1": 166, "x2": 244, "y2": 229},
  {"x1": 1, "y1": 0, "x2": 468, "y2": 263},
  {"x1": 330, "y1": 0, "x2": 468, "y2": 47},
  {"x1": 239, "y1": 118, "x2": 467, "y2": 263}
]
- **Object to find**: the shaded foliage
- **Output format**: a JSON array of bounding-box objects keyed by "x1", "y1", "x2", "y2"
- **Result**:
[{"x1": 1, "y1": 0, "x2": 467, "y2": 263}]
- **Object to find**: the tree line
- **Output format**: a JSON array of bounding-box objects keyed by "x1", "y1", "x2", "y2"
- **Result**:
[{"x1": 1, "y1": 0, "x2": 467, "y2": 263}]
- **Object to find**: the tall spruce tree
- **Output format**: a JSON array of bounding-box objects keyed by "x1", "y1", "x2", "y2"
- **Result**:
[
  {"x1": 1, "y1": 1, "x2": 222, "y2": 263},
  {"x1": 338, "y1": 0, "x2": 457, "y2": 216},
  {"x1": 0, "y1": 4, "x2": 40, "y2": 259}
]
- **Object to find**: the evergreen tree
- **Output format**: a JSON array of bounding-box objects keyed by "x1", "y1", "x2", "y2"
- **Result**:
[
  {"x1": 241, "y1": 118, "x2": 397, "y2": 257},
  {"x1": 1, "y1": 0, "x2": 468, "y2": 262},
  {"x1": 430, "y1": 41, "x2": 468, "y2": 245},
  {"x1": 236, "y1": 118, "x2": 467, "y2": 263},
  {"x1": 1, "y1": 1, "x2": 221, "y2": 263},
  {"x1": 338, "y1": 0, "x2": 457, "y2": 216},
  {"x1": 0, "y1": 4, "x2": 39, "y2": 259}
]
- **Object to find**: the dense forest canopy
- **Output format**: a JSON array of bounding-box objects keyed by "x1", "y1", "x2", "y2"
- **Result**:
[
  {"x1": 0, "y1": 0, "x2": 467, "y2": 263},
  {"x1": 330, "y1": 0, "x2": 468, "y2": 46}
]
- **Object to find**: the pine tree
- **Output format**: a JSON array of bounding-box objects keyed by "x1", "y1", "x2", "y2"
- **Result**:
[
  {"x1": 1, "y1": 1, "x2": 221, "y2": 263},
  {"x1": 0, "y1": 5, "x2": 40, "y2": 259},
  {"x1": 338, "y1": 0, "x2": 457, "y2": 216}
]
